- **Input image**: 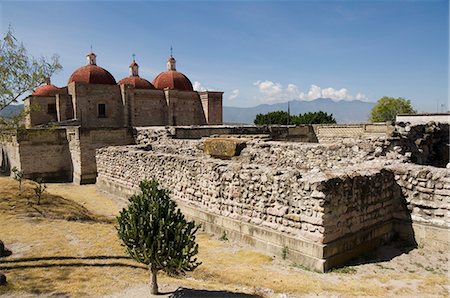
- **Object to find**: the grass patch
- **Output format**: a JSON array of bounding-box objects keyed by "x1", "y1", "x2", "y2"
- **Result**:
[
  {"x1": 0, "y1": 178, "x2": 110, "y2": 223},
  {"x1": 0, "y1": 176, "x2": 448, "y2": 297}
]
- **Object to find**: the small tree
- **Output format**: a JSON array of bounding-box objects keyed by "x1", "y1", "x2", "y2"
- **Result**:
[
  {"x1": 369, "y1": 96, "x2": 416, "y2": 122},
  {"x1": 254, "y1": 110, "x2": 336, "y2": 125},
  {"x1": 254, "y1": 111, "x2": 290, "y2": 125},
  {"x1": 117, "y1": 180, "x2": 201, "y2": 295},
  {"x1": 11, "y1": 166, "x2": 24, "y2": 191},
  {"x1": 33, "y1": 178, "x2": 47, "y2": 205},
  {"x1": 0, "y1": 26, "x2": 62, "y2": 129},
  {"x1": 292, "y1": 111, "x2": 336, "y2": 125}
]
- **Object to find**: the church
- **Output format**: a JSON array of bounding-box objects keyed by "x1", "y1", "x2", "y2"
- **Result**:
[{"x1": 25, "y1": 51, "x2": 223, "y2": 128}]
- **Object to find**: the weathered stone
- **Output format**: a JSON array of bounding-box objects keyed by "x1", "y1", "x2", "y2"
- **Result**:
[{"x1": 203, "y1": 138, "x2": 246, "y2": 159}]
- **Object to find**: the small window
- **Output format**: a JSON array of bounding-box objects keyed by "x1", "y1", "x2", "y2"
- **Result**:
[
  {"x1": 47, "y1": 103, "x2": 56, "y2": 114},
  {"x1": 98, "y1": 104, "x2": 107, "y2": 118}
]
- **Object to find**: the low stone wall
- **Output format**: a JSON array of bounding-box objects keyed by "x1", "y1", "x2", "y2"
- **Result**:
[
  {"x1": 0, "y1": 127, "x2": 134, "y2": 184},
  {"x1": 313, "y1": 123, "x2": 392, "y2": 142},
  {"x1": 1, "y1": 128, "x2": 72, "y2": 181},
  {"x1": 96, "y1": 141, "x2": 409, "y2": 272},
  {"x1": 389, "y1": 164, "x2": 450, "y2": 228}
]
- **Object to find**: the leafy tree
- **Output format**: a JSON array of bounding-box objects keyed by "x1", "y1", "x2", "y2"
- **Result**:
[
  {"x1": 292, "y1": 111, "x2": 336, "y2": 125},
  {"x1": 254, "y1": 110, "x2": 336, "y2": 125},
  {"x1": 117, "y1": 180, "x2": 201, "y2": 295},
  {"x1": 254, "y1": 111, "x2": 291, "y2": 125},
  {"x1": 0, "y1": 26, "x2": 62, "y2": 113},
  {"x1": 33, "y1": 178, "x2": 47, "y2": 205},
  {"x1": 369, "y1": 96, "x2": 416, "y2": 122}
]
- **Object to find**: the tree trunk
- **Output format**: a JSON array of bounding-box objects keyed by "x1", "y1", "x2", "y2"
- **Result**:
[{"x1": 149, "y1": 265, "x2": 158, "y2": 295}]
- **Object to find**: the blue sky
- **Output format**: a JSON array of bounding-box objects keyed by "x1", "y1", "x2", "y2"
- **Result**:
[{"x1": 1, "y1": 0, "x2": 448, "y2": 112}]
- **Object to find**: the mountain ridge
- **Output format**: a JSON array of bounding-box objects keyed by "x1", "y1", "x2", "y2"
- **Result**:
[{"x1": 224, "y1": 98, "x2": 375, "y2": 124}]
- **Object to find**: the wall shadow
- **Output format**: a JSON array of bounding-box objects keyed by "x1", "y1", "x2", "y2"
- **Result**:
[
  {"x1": 341, "y1": 178, "x2": 418, "y2": 268},
  {"x1": 170, "y1": 287, "x2": 262, "y2": 298},
  {"x1": 0, "y1": 255, "x2": 146, "y2": 271}
]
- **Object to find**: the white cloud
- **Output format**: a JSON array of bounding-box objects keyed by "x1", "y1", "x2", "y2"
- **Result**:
[
  {"x1": 254, "y1": 80, "x2": 283, "y2": 97},
  {"x1": 355, "y1": 92, "x2": 369, "y2": 101},
  {"x1": 229, "y1": 89, "x2": 240, "y2": 100},
  {"x1": 254, "y1": 80, "x2": 369, "y2": 103},
  {"x1": 193, "y1": 81, "x2": 206, "y2": 91}
]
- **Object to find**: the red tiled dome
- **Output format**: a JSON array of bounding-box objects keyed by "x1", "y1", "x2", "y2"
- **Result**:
[
  {"x1": 152, "y1": 70, "x2": 193, "y2": 91},
  {"x1": 68, "y1": 65, "x2": 116, "y2": 85},
  {"x1": 32, "y1": 84, "x2": 60, "y2": 96},
  {"x1": 118, "y1": 76, "x2": 155, "y2": 89}
]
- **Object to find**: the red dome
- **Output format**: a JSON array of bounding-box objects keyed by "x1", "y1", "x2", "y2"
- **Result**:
[
  {"x1": 68, "y1": 65, "x2": 116, "y2": 85},
  {"x1": 152, "y1": 70, "x2": 193, "y2": 91},
  {"x1": 32, "y1": 84, "x2": 60, "y2": 96},
  {"x1": 118, "y1": 76, "x2": 155, "y2": 89}
]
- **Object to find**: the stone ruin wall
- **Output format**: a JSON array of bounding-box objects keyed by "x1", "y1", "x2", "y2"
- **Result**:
[
  {"x1": 390, "y1": 164, "x2": 450, "y2": 231},
  {"x1": 96, "y1": 125, "x2": 450, "y2": 270}
]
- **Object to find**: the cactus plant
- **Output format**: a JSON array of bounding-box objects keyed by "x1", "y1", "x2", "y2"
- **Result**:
[{"x1": 117, "y1": 179, "x2": 201, "y2": 295}]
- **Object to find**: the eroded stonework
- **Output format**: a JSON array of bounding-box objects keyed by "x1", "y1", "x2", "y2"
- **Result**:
[{"x1": 96, "y1": 124, "x2": 450, "y2": 271}]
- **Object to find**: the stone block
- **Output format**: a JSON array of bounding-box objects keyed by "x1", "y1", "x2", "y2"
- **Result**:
[{"x1": 203, "y1": 138, "x2": 246, "y2": 159}]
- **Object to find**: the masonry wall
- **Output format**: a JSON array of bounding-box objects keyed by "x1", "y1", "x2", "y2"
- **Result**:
[
  {"x1": 165, "y1": 90, "x2": 206, "y2": 126},
  {"x1": 313, "y1": 123, "x2": 392, "y2": 142},
  {"x1": 199, "y1": 91, "x2": 223, "y2": 125},
  {"x1": 69, "y1": 83, "x2": 125, "y2": 128},
  {"x1": 96, "y1": 136, "x2": 412, "y2": 271},
  {"x1": 1, "y1": 129, "x2": 72, "y2": 181},
  {"x1": 24, "y1": 96, "x2": 58, "y2": 128},
  {"x1": 0, "y1": 132, "x2": 20, "y2": 174},
  {"x1": 132, "y1": 90, "x2": 168, "y2": 126},
  {"x1": 70, "y1": 127, "x2": 134, "y2": 184}
]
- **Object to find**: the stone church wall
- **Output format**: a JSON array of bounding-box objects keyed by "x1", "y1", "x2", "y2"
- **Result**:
[
  {"x1": 69, "y1": 83, "x2": 125, "y2": 128},
  {"x1": 132, "y1": 90, "x2": 168, "y2": 126},
  {"x1": 169, "y1": 91, "x2": 206, "y2": 125},
  {"x1": 24, "y1": 96, "x2": 58, "y2": 127}
]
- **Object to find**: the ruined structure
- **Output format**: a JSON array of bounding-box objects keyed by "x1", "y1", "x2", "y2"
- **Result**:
[
  {"x1": 94, "y1": 123, "x2": 449, "y2": 272},
  {"x1": 24, "y1": 51, "x2": 223, "y2": 128},
  {"x1": 1, "y1": 121, "x2": 448, "y2": 271}
]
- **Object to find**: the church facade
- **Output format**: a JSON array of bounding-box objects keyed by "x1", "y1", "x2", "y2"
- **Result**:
[{"x1": 24, "y1": 52, "x2": 223, "y2": 128}]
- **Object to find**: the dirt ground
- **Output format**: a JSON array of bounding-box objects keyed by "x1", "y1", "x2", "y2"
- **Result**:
[{"x1": 0, "y1": 176, "x2": 448, "y2": 297}]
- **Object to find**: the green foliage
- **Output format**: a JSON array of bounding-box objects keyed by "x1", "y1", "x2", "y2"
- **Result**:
[
  {"x1": 254, "y1": 110, "x2": 336, "y2": 125},
  {"x1": 369, "y1": 96, "x2": 416, "y2": 122},
  {"x1": 219, "y1": 231, "x2": 228, "y2": 241},
  {"x1": 33, "y1": 178, "x2": 47, "y2": 205},
  {"x1": 116, "y1": 179, "x2": 201, "y2": 294},
  {"x1": 11, "y1": 166, "x2": 24, "y2": 191},
  {"x1": 281, "y1": 245, "x2": 289, "y2": 260},
  {"x1": 254, "y1": 111, "x2": 291, "y2": 125},
  {"x1": 292, "y1": 111, "x2": 336, "y2": 125},
  {"x1": 0, "y1": 26, "x2": 62, "y2": 127}
]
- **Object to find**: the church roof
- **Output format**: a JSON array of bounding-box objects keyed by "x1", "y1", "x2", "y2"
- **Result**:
[
  {"x1": 118, "y1": 76, "x2": 155, "y2": 89},
  {"x1": 68, "y1": 65, "x2": 117, "y2": 85},
  {"x1": 32, "y1": 80, "x2": 60, "y2": 96},
  {"x1": 68, "y1": 51, "x2": 116, "y2": 85},
  {"x1": 152, "y1": 54, "x2": 194, "y2": 92},
  {"x1": 152, "y1": 70, "x2": 193, "y2": 91}
]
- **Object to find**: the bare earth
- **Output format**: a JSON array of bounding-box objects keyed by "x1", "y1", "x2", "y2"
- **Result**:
[{"x1": 0, "y1": 176, "x2": 448, "y2": 297}]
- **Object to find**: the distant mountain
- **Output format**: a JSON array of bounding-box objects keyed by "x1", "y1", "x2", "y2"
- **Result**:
[
  {"x1": 223, "y1": 98, "x2": 375, "y2": 124},
  {"x1": 0, "y1": 99, "x2": 375, "y2": 124},
  {"x1": 0, "y1": 104, "x2": 23, "y2": 118}
]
